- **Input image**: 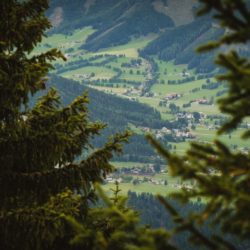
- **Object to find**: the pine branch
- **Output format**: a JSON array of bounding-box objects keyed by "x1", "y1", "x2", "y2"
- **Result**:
[{"x1": 0, "y1": 131, "x2": 131, "y2": 205}]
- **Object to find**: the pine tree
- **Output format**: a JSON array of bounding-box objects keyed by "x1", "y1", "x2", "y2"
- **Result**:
[
  {"x1": 67, "y1": 183, "x2": 176, "y2": 250},
  {"x1": 3, "y1": 1, "x2": 250, "y2": 249},
  {"x1": 0, "y1": 1, "x2": 130, "y2": 249},
  {"x1": 147, "y1": 0, "x2": 250, "y2": 249}
]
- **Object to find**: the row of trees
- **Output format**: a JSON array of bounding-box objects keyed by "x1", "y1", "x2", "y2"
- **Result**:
[{"x1": 55, "y1": 54, "x2": 118, "y2": 74}]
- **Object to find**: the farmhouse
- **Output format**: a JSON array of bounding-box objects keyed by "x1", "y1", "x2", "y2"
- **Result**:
[
  {"x1": 164, "y1": 93, "x2": 180, "y2": 101},
  {"x1": 141, "y1": 127, "x2": 151, "y2": 132},
  {"x1": 176, "y1": 112, "x2": 193, "y2": 120},
  {"x1": 175, "y1": 131, "x2": 195, "y2": 139},
  {"x1": 72, "y1": 74, "x2": 91, "y2": 79},
  {"x1": 161, "y1": 127, "x2": 172, "y2": 134},
  {"x1": 197, "y1": 98, "x2": 209, "y2": 105},
  {"x1": 64, "y1": 53, "x2": 71, "y2": 59},
  {"x1": 106, "y1": 177, "x2": 114, "y2": 183}
]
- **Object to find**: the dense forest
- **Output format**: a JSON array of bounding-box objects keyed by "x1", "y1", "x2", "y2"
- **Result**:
[{"x1": 127, "y1": 192, "x2": 250, "y2": 250}]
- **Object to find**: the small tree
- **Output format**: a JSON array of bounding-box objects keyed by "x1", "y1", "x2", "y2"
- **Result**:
[
  {"x1": 67, "y1": 183, "x2": 176, "y2": 250},
  {"x1": 193, "y1": 112, "x2": 201, "y2": 122},
  {"x1": 153, "y1": 163, "x2": 161, "y2": 173}
]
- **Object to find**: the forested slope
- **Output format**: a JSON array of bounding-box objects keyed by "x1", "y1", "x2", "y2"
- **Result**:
[
  {"x1": 38, "y1": 75, "x2": 169, "y2": 162},
  {"x1": 47, "y1": 0, "x2": 174, "y2": 50},
  {"x1": 47, "y1": 75, "x2": 166, "y2": 129},
  {"x1": 47, "y1": 0, "x2": 224, "y2": 72},
  {"x1": 127, "y1": 192, "x2": 249, "y2": 250},
  {"x1": 142, "y1": 16, "x2": 224, "y2": 73}
]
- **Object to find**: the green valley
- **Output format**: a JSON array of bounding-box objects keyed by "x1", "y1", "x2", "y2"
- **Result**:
[
  {"x1": 2, "y1": 1, "x2": 250, "y2": 249},
  {"x1": 35, "y1": 23, "x2": 249, "y2": 193},
  {"x1": 35, "y1": 0, "x2": 250, "y2": 195}
]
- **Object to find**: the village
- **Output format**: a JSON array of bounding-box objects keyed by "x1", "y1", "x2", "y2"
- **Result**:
[{"x1": 104, "y1": 163, "x2": 194, "y2": 190}]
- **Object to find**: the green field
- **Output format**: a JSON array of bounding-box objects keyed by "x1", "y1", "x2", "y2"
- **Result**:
[
  {"x1": 36, "y1": 26, "x2": 95, "y2": 54},
  {"x1": 152, "y1": 79, "x2": 205, "y2": 95},
  {"x1": 103, "y1": 182, "x2": 175, "y2": 195},
  {"x1": 96, "y1": 34, "x2": 158, "y2": 58},
  {"x1": 155, "y1": 59, "x2": 191, "y2": 81},
  {"x1": 38, "y1": 27, "x2": 249, "y2": 195},
  {"x1": 89, "y1": 85, "x2": 127, "y2": 94},
  {"x1": 61, "y1": 66, "x2": 116, "y2": 81},
  {"x1": 112, "y1": 161, "x2": 146, "y2": 169},
  {"x1": 120, "y1": 72, "x2": 146, "y2": 82}
]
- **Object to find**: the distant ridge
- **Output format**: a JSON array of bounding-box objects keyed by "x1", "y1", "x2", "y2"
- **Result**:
[
  {"x1": 48, "y1": 0, "x2": 174, "y2": 50},
  {"x1": 153, "y1": 0, "x2": 196, "y2": 26},
  {"x1": 47, "y1": 0, "x2": 226, "y2": 72}
]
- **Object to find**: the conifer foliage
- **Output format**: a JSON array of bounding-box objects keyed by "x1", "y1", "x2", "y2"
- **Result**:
[
  {"x1": 147, "y1": 0, "x2": 250, "y2": 249},
  {"x1": 2, "y1": 0, "x2": 250, "y2": 249},
  {"x1": 0, "y1": 1, "x2": 130, "y2": 249},
  {"x1": 67, "y1": 183, "x2": 176, "y2": 250}
]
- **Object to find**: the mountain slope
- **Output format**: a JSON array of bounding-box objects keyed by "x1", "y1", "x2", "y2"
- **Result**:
[
  {"x1": 47, "y1": 0, "x2": 221, "y2": 72},
  {"x1": 152, "y1": 0, "x2": 196, "y2": 26},
  {"x1": 48, "y1": 0, "x2": 174, "y2": 51},
  {"x1": 46, "y1": 75, "x2": 167, "y2": 129},
  {"x1": 141, "y1": 16, "x2": 224, "y2": 72}
]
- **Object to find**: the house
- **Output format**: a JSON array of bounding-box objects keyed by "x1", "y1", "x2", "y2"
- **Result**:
[
  {"x1": 64, "y1": 53, "x2": 71, "y2": 59},
  {"x1": 72, "y1": 74, "x2": 91, "y2": 80},
  {"x1": 197, "y1": 99, "x2": 209, "y2": 105},
  {"x1": 131, "y1": 168, "x2": 141, "y2": 175},
  {"x1": 161, "y1": 127, "x2": 172, "y2": 134},
  {"x1": 186, "y1": 113, "x2": 193, "y2": 119},
  {"x1": 116, "y1": 178, "x2": 122, "y2": 183},
  {"x1": 106, "y1": 177, "x2": 115, "y2": 183},
  {"x1": 164, "y1": 93, "x2": 180, "y2": 101},
  {"x1": 155, "y1": 132, "x2": 163, "y2": 139},
  {"x1": 151, "y1": 179, "x2": 160, "y2": 185},
  {"x1": 175, "y1": 131, "x2": 195, "y2": 139},
  {"x1": 141, "y1": 127, "x2": 151, "y2": 132}
]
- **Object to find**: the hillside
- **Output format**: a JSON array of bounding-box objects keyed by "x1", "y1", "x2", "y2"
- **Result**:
[
  {"x1": 37, "y1": 74, "x2": 171, "y2": 162},
  {"x1": 37, "y1": 0, "x2": 249, "y2": 194},
  {"x1": 46, "y1": 0, "x2": 224, "y2": 73},
  {"x1": 152, "y1": 0, "x2": 196, "y2": 26},
  {"x1": 141, "y1": 16, "x2": 224, "y2": 73},
  {"x1": 47, "y1": 75, "x2": 166, "y2": 129},
  {"x1": 47, "y1": 0, "x2": 174, "y2": 51}
]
